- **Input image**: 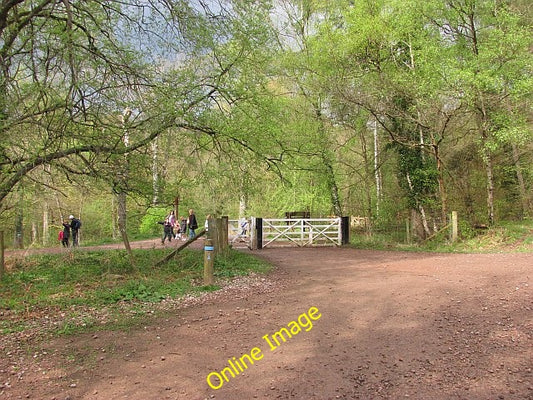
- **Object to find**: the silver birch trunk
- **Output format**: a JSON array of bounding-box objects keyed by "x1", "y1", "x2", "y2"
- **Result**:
[
  {"x1": 373, "y1": 117, "x2": 382, "y2": 216},
  {"x1": 42, "y1": 204, "x2": 49, "y2": 246},
  {"x1": 239, "y1": 193, "x2": 247, "y2": 219},
  {"x1": 118, "y1": 108, "x2": 133, "y2": 262},
  {"x1": 151, "y1": 138, "x2": 159, "y2": 206}
]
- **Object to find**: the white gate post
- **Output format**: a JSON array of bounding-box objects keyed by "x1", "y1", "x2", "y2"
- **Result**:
[{"x1": 250, "y1": 217, "x2": 256, "y2": 250}]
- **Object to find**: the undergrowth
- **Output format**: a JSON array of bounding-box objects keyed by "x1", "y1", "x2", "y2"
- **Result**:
[
  {"x1": 0, "y1": 248, "x2": 271, "y2": 335},
  {"x1": 351, "y1": 219, "x2": 533, "y2": 253}
]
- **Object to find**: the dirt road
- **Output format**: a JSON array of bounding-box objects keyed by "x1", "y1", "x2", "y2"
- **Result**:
[{"x1": 1, "y1": 248, "x2": 532, "y2": 399}]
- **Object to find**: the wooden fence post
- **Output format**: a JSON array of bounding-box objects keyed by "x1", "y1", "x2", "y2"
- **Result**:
[
  {"x1": 451, "y1": 211, "x2": 458, "y2": 243},
  {"x1": 256, "y1": 218, "x2": 263, "y2": 249},
  {"x1": 214, "y1": 218, "x2": 223, "y2": 257},
  {"x1": 207, "y1": 216, "x2": 214, "y2": 240},
  {"x1": 220, "y1": 216, "x2": 229, "y2": 255},
  {"x1": 203, "y1": 238, "x2": 215, "y2": 285},
  {"x1": 341, "y1": 216, "x2": 350, "y2": 245}
]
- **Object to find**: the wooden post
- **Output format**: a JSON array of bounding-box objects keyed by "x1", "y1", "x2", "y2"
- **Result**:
[
  {"x1": 0, "y1": 231, "x2": 4, "y2": 279},
  {"x1": 212, "y1": 218, "x2": 222, "y2": 256},
  {"x1": 203, "y1": 238, "x2": 215, "y2": 285},
  {"x1": 451, "y1": 211, "x2": 458, "y2": 243},
  {"x1": 207, "y1": 215, "x2": 214, "y2": 240},
  {"x1": 220, "y1": 216, "x2": 229, "y2": 255},
  {"x1": 256, "y1": 218, "x2": 263, "y2": 249},
  {"x1": 405, "y1": 218, "x2": 411, "y2": 244}
]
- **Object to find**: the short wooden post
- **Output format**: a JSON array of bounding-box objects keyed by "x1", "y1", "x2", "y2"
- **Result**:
[
  {"x1": 451, "y1": 211, "x2": 458, "y2": 243},
  {"x1": 405, "y1": 218, "x2": 411, "y2": 244},
  {"x1": 203, "y1": 238, "x2": 215, "y2": 285},
  {"x1": 207, "y1": 216, "x2": 214, "y2": 240},
  {"x1": 0, "y1": 231, "x2": 4, "y2": 279}
]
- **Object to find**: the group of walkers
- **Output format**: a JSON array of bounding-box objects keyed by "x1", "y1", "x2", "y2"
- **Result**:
[
  {"x1": 160, "y1": 208, "x2": 198, "y2": 244},
  {"x1": 58, "y1": 208, "x2": 245, "y2": 249},
  {"x1": 59, "y1": 215, "x2": 81, "y2": 248}
]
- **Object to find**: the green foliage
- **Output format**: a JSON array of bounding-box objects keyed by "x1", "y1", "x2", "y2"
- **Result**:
[
  {"x1": 393, "y1": 144, "x2": 439, "y2": 208},
  {"x1": 139, "y1": 207, "x2": 169, "y2": 235},
  {"x1": 1, "y1": 0, "x2": 531, "y2": 250}
]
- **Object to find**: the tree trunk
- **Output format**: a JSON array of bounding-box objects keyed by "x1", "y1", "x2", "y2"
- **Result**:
[
  {"x1": 512, "y1": 143, "x2": 529, "y2": 218},
  {"x1": 112, "y1": 195, "x2": 118, "y2": 240},
  {"x1": 117, "y1": 108, "x2": 134, "y2": 264},
  {"x1": 313, "y1": 101, "x2": 342, "y2": 217},
  {"x1": 359, "y1": 125, "x2": 373, "y2": 232},
  {"x1": 434, "y1": 146, "x2": 448, "y2": 224},
  {"x1": 406, "y1": 173, "x2": 431, "y2": 238},
  {"x1": 477, "y1": 92, "x2": 495, "y2": 226},
  {"x1": 14, "y1": 194, "x2": 23, "y2": 249},
  {"x1": 485, "y1": 152, "x2": 495, "y2": 225},
  {"x1": 239, "y1": 193, "x2": 247, "y2": 219},
  {"x1": 324, "y1": 157, "x2": 342, "y2": 216},
  {"x1": 31, "y1": 221, "x2": 38, "y2": 245},
  {"x1": 42, "y1": 204, "x2": 49, "y2": 247},
  {"x1": 373, "y1": 117, "x2": 382, "y2": 217},
  {"x1": 152, "y1": 138, "x2": 159, "y2": 206},
  {"x1": 174, "y1": 196, "x2": 180, "y2": 221},
  {"x1": 117, "y1": 190, "x2": 133, "y2": 257}
]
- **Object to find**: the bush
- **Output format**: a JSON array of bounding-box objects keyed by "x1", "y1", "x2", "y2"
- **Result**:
[{"x1": 139, "y1": 207, "x2": 168, "y2": 236}]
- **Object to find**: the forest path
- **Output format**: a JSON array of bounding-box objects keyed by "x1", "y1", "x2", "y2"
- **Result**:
[{"x1": 1, "y1": 247, "x2": 531, "y2": 399}]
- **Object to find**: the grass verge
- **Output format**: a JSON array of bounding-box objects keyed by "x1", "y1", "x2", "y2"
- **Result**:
[
  {"x1": 0, "y1": 248, "x2": 271, "y2": 336},
  {"x1": 350, "y1": 219, "x2": 533, "y2": 253}
]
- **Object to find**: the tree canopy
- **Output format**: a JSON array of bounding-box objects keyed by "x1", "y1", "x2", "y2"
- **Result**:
[{"x1": 0, "y1": 0, "x2": 531, "y2": 246}]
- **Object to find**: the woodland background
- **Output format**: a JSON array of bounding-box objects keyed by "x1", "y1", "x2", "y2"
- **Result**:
[{"x1": 0, "y1": 0, "x2": 531, "y2": 249}]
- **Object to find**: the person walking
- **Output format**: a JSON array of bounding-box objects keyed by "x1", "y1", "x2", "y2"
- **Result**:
[
  {"x1": 161, "y1": 220, "x2": 173, "y2": 244},
  {"x1": 179, "y1": 216, "x2": 187, "y2": 240},
  {"x1": 161, "y1": 211, "x2": 175, "y2": 244},
  {"x1": 61, "y1": 221, "x2": 71, "y2": 247},
  {"x1": 187, "y1": 209, "x2": 198, "y2": 239},
  {"x1": 69, "y1": 215, "x2": 81, "y2": 247}
]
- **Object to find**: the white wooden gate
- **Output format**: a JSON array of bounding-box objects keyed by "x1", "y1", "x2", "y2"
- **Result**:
[{"x1": 258, "y1": 218, "x2": 342, "y2": 248}]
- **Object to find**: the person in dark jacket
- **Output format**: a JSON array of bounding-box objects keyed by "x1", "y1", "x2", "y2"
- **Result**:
[
  {"x1": 187, "y1": 209, "x2": 198, "y2": 239},
  {"x1": 69, "y1": 215, "x2": 81, "y2": 246},
  {"x1": 61, "y1": 221, "x2": 71, "y2": 247}
]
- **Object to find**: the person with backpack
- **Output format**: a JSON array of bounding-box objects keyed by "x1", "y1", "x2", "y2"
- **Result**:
[{"x1": 69, "y1": 215, "x2": 81, "y2": 247}]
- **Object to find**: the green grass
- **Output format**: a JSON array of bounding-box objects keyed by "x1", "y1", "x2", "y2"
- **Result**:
[
  {"x1": 350, "y1": 219, "x2": 533, "y2": 253},
  {"x1": 0, "y1": 248, "x2": 271, "y2": 335}
]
